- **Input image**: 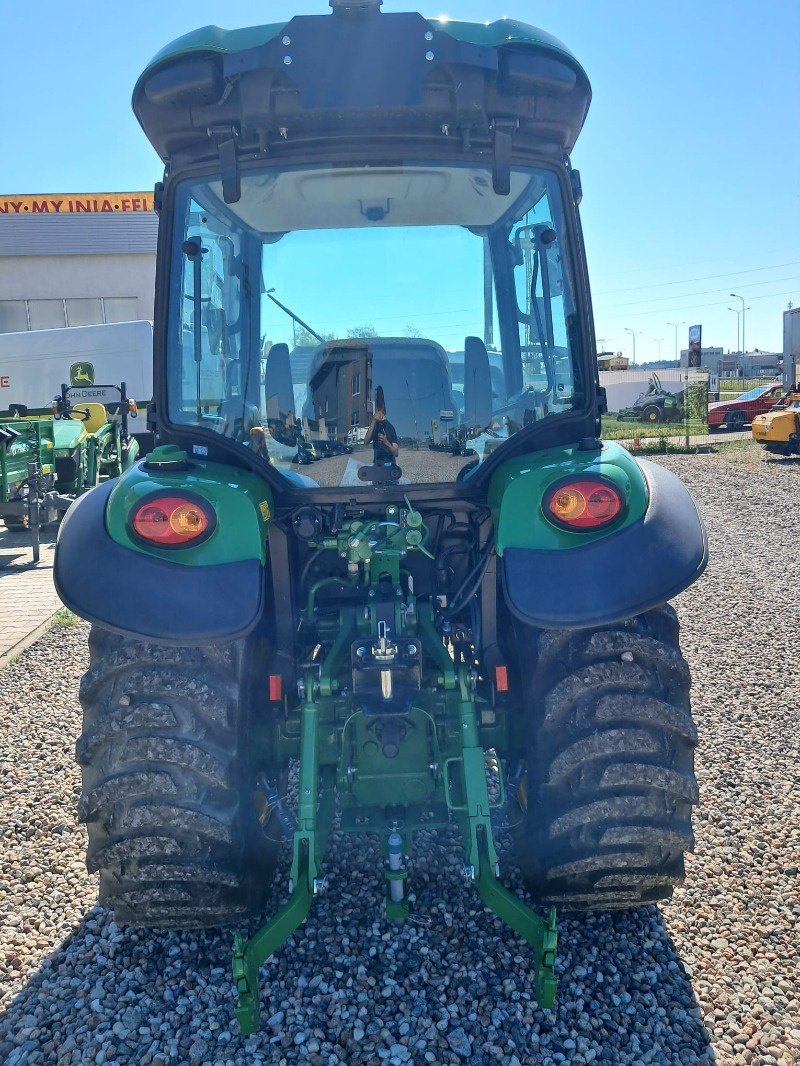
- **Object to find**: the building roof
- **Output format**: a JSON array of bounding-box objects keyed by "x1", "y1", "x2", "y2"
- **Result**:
[{"x1": 0, "y1": 213, "x2": 158, "y2": 256}]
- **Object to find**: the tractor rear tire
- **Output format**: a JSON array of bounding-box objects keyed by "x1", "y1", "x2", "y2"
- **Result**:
[
  {"x1": 76, "y1": 627, "x2": 279, "y2": 928},
  {"x1": 512, "y1": 605, "x2": 697, "y2": 910}
]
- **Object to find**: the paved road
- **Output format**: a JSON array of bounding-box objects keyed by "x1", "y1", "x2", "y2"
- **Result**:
[{"x1": 0, "y1": 527, "x2": 61, "y2": 667}]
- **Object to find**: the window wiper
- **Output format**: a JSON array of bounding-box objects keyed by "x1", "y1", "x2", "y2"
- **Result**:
[{"x1": 265, "y1": 289, "x2": 325, "y2": 343}]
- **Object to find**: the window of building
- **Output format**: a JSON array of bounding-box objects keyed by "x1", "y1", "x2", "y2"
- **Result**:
[
  {"x1": 28, "y1": 300, "x2": 67, "y2": 330},
  {"x1": 0, "y1": 296, "x2": 140, "y2": 334},
  {"x1": 103, "y1": 297, "x2": 138, "y2": 323},
  {"x1": 352, "y1": 371, "x2": 360, "y2": 396},
  {"x1": 0, "y1": 301, "x2": 29, "y2": 333},
  {"x1": 66, "y1": 299, "x2": 103, "y2": 327},
  {"x1": 351, "y1": 410, "x2": 359, "y2": 426}
]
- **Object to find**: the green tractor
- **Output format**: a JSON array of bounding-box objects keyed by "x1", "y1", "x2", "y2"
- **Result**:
[
  {"x1": 55, "y1": 0, "x2": 707, "y2": 1034},
  {"x1": 1, "y1": 385, "x2": 139, "y2": 559},
  {"x1": 616, "y1": 372, "x2": 687, "y2": 424},
  {"x1": 51, "y1": 383, "x2": 141, "y2": 494},
  {"x1": 0, "y1": 415, "x2": 60, "y2": 558}
]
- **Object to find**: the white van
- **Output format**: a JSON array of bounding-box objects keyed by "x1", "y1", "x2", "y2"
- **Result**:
[
  {"x1": 0, "y1": 321, "x2": 153, "y2": 413},
  {"x1": 0, "y1": 321, "x2": 154, "y2": 450}
]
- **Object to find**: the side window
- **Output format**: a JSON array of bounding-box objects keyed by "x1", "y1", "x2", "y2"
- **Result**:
[
  {"x1": 509, "y1": 190, "x2": 574, "y2": 403},
  {"x1": 173, "y1": 200, "x2": 255, "y2": 437}
]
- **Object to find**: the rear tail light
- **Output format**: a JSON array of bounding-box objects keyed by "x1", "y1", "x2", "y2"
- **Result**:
[
  {"x1": 129, "y1": 492, "x2": 215, "y2": 548},
  {"x1": 544, "y1": 477, "x2": 624, "y2": 531}
]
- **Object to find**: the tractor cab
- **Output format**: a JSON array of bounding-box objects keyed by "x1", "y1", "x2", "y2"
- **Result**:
[{"x1": 134, "y1": 0, "x2": 596, "y2": 492}]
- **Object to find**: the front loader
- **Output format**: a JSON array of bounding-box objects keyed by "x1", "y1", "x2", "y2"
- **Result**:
[{"x1": 55, "y1": 0, "x2": 707, "y2": 1033}]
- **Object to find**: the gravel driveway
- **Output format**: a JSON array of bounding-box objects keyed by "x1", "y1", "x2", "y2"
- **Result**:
[{"x1": 0, "y1": 452, "x2": 798, "y2": 1065}]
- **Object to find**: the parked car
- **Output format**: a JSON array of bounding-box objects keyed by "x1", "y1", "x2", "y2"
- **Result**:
[
  {"x1": 708, "y1": 384, "x2": 785, "y2": 431},
  {"x1": 316, "y1": 439, "x2": 353, "y2": 457},
  {"x1": 293, "y1": 439, "x2": 323, "y2": 464}
]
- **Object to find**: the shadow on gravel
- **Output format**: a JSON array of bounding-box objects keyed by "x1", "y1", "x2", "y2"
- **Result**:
[{"x1": 0, "y1": 844, "x2": 715, "y2": 1065}]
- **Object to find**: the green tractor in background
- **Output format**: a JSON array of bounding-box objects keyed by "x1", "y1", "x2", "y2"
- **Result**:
[
  {"x1": 616, "y1": 373, "x2": 687, "y2": 425},
  {"x1": 55, "y1": 0, "x2": 707, "y2": 1033},
  {"x1": 1, "y1": 384, "x2": 139, "y2": 558},
  {"x1": 50, "y1": 383, "x2": 140, "y2": 494}
]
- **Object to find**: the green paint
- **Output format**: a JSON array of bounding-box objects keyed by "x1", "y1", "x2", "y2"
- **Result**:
[
  {"x1": 52, "y1": 419, "x2": 87, "y2": 453},
  {"x1": 432, "y1": 16, "x2": 585, "y2": 75},
  {"x1": 104, "y1": 455, "x2": 274, "y2": 566},
  {"x1": 0, "y1": 419, "x2": 55, "y2": 500},
  {"x1": 231, "y1": 500, "x2": 560, "y2": 1033},
  {"x1": 137, "y1": 12, "x2": 585, "y2": 102},
  {"x1": 233, "y1": 697, "x2": 335, "y2": 1036},
  {"x1": 136, "y1": 21, "x2": 288, "y2": 96},
  {"x1": 488, "y1": 441, "x2": 649, "y2": 555}
]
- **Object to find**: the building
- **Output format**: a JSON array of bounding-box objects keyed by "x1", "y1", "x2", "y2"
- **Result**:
[
  {"x1": 597, "y1": 352, "x2": 629, "y2": 371},
  {"x1": 680, "y1": 346, "x2": 779, "y2": 377},
  {"x1": 0, "y1": 193, "x2": 157, "y2": 334},
  {"x1": 308, "y1": 340, "x2": 372, "y2": 439}
]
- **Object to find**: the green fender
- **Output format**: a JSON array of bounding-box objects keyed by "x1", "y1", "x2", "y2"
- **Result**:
[
  {"x1": 54, "y1": 445, "x2": 275, "y2": 643},
  {"x1": 488, "y1": 442, "x2": 707, "y2": 628}
]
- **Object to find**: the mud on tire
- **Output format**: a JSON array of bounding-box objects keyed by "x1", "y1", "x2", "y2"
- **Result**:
[
  {"x1": 76, "y1": 627, "x2": 278, "y2": 928},
  {"x1": 513, "y1": 605, "x2": 698, "y2": 909}
]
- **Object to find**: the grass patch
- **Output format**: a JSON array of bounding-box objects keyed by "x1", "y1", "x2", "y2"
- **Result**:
[
  {"x1": 52, "y1": 607, "x2": 79, "y2": 627},
  {"x1": 601, "y1": 417, "x2": 707, "y2": 440},
  {"x1": 710, "y1": 439, "x2": 766, "y2": 465},
  {"x1": 717, "y1": 378, "x2": 780, "y2": 401}
]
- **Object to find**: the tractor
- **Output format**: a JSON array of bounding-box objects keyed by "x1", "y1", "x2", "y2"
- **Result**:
[
  {"x1": 616, "y1": 373, "x2": 686, "y2": 424},
  {"x1": 1, "y1": 384, "x2": 139, "y2": 559},
  {"x1": 751, "y1": 386, "x2": 800, "y2": 455},
  {"x1": 54, "y1": 0, "x2": 707, "y2": 1034}
]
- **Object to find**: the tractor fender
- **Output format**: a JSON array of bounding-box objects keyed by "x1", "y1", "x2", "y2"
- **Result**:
[
  {"x1": 500, "y1": 459, "x2": 707, "y2": 629},
  {"x1": 54, "y1": 479, "x2": 264, "y2": 644}
]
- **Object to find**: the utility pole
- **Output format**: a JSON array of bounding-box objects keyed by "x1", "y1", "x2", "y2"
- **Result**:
[
  {"x1": 667, "y1": 321, "x2": 686, "y2": 361},
  {"x1": 728, "y1": 306, "x2": 741, "y2": 353},
  {"x1": 624, "y1": 327, "x2": 641, "y2": 365}
]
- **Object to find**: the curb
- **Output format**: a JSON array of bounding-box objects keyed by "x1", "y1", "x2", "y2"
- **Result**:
[{"x1": 0, "y1": 612, "x2": 61, "y2": 672}]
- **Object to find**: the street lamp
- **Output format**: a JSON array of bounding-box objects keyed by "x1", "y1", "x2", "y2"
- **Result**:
[
  {"x1": 624, "y1": 327, "x2": 641, "y2": 365},
  {"x1": 667, "y1": 321, "x2": 686, "y2": 360},
  {"x1": 730, "y1": 294, "x2": 746, "y2": 353},
  {"x1": 654, "y1": 338, "x2": 663, "y2": 359},
  {"x1": 728, "y1": 307, "x2": 742, "y2": 353}
]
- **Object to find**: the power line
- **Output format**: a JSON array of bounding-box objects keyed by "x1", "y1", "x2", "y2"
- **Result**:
[
  {"x1": 597, "y1": 288, "x2": 800, "y2": 323},
  {"x1": 592, "y1": 260, "x2": 800, "y2": 297},
  {"x1": 594, "y1": 275, "x2": 800, "y2": 312}
]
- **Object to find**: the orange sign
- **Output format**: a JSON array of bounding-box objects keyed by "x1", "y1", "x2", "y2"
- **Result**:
[{"x1": 0, "y1": 193, "x2": 154, "y2": 215}]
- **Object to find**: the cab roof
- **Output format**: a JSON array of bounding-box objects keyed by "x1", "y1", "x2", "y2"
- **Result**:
[{"x1": 133, "y1": 5, "x2": 591, "y2": 190}]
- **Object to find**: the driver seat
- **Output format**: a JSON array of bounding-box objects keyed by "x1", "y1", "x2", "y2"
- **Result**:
[{"x1": 73, "y1": 402, "x2": 108, "y2": 434}]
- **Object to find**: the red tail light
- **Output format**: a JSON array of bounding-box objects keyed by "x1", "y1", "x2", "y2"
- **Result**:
[
  {"x1": 544, "y1": 477, "x2": 624, "y2": 531},
  {"x1": 130, "y1": 492, "x2": 215, "y2": 548}
]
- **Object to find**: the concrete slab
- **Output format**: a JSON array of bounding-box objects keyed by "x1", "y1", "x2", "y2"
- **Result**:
[{"x1": 0, "y1": 526, "x2": 62, "y2": 668}]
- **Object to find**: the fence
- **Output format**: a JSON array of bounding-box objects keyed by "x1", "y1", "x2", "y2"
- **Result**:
[{"x1": 598, "y1": 368, "x2": 782, "y2": 451}]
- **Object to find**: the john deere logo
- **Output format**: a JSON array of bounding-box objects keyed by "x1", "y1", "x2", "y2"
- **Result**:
[{"x1": 69, "y1": 362, "x2": 94, "y2": 386}]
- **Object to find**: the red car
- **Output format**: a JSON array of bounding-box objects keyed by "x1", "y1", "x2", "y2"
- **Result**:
[{"x1": 708, "y1": 384, "x2": 785, "y2": 431}]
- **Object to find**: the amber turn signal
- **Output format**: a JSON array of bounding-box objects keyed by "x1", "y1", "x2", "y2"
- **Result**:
[{"x1": 544, "y1": 477, "x2": 623, "y2": 531}]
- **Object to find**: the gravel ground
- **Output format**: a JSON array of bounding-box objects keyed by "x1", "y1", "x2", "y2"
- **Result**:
[{"x1": 0, "y1": 450, "x2": 798, "y2": 1065}]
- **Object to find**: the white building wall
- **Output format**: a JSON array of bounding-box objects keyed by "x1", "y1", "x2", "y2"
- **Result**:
[
  {"x1": 0, "y1": 209, "x2": 157, "y2": 333},
  {"x1": 0, "y1": 253, "x2": 155, "y2": 321}
]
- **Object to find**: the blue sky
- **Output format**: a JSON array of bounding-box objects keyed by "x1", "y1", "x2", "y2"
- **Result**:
[{"x1": 2, "y1": 0, "x2": 798, "y2": 358}]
